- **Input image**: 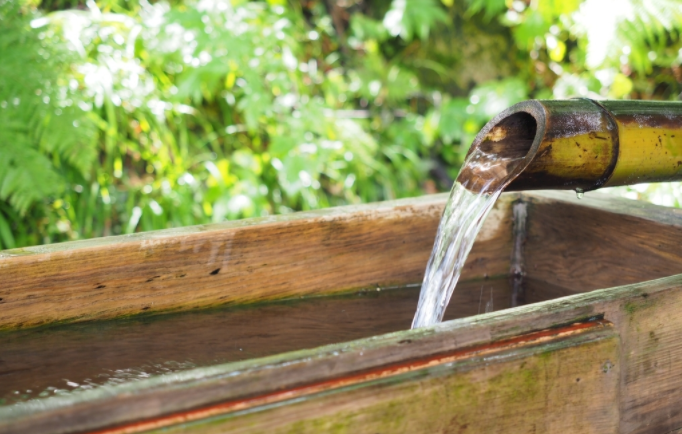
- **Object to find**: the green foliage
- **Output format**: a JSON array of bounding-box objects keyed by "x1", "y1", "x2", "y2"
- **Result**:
[
  {"x1": 2, "y1": 0, "x2": 682, "y2": 249},
  {"x1": 383, "y1": 0, "x2": 448, "y2": 41},
  {"x1": 0, "y1": 1, "x2": 95, "y2": 217}
]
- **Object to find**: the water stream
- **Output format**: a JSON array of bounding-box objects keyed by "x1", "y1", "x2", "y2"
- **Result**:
[{"x1": 412, "y1": 113, "x2": 535, "y2": 328}]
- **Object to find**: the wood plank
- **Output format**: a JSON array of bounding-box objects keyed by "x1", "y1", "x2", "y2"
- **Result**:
[
  {"x1": 3, "y1": 273, "x2": 681, "y2": 434},
  {"x1": 0, "y1": 318, "x2": 620, "y2": 434},
  {"x1": 0, "y1": 194, "x2": 514, "y2": 330},
  {"x1": 616, "y1": 284, "x2": 682, "y2": 433},
  {"x1": 0, "y1": 280, "x2": 513, "y2": 406},
  {"x1": 3, "y1": 190, "x2": 682, "y2": 433},
  {"x1": 522, "y1": 190, "x2": 682, "y2": 292},
  {"x1": 144, "y1": 321, "x2": 620, "y2": 434},
  {"x1": 495, "y1": 191, "x2": 682, "y2": 434}
]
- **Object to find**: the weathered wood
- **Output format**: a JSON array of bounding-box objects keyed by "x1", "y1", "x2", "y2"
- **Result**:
[
  {"x1": 145, "y1": 321, "x2": 620, "y2": 434},
  {"x1": 2, "y1": 273, "x2": 679, "y2": 434},
  {"x1": 509, "y1": 200, "x2": 528, "y2": 307},
  {"x1": 3, "y1": 186, "x2": 671, "y2": 333},
  {"x1": 522, "y1": 190, "x2": 682, "y2": 292},
  {"x1": 616, "y1": 287, "x2": 682, "y2": 433},
  {"x1": 2, "y1": 191, "x2": 682, "y2": 434},
  {"x1": 0, "y1": 319, "x2": 620, "y2": 434},
  {"x1": 0, "y1": 194, "x2": 514, "y2": 330},
  {"x1": 0, "y1": 280, "x2": 511, "y2": 405}
]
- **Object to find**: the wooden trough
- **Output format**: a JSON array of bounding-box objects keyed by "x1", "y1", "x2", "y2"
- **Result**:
[{"x1": 2, "y1": 190, "x2": 682, "y2": 433}]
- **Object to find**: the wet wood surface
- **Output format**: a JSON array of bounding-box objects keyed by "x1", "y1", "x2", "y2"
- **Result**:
[
  {"x1": 615, "y1": 280, "x2": 682, "y2": 434},
  {"x1": 2, "y1": 274, "x2": 677, "y2": 434},
  {"x1": 148, "y1": 321, "x2": 620, "y2": 434},
  {"x1": 521, "y1": 191, "x2": 682, "y2": 433},
  {"x1": 0, "y1": 194, "x2": 515, "y2": 330},
  {"x1": 0, "y1": 279, "x2": 516, "y2": 405},
  {"x1": 122, "y1": 275, "x2": 682, "y2": 434},
  {"x1": 2, "y1": 191, "x2": 682, "y2": 433}
]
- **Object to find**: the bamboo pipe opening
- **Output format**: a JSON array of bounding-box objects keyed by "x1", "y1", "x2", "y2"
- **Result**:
[
  {"x1": 476, "y1": 112, "x2": 537, "y2": 160},
  {"x1": 459, "y1": 101, "x2": 547, "y2": 193}
]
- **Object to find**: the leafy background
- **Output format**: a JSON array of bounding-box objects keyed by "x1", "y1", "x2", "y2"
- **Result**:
[{"x1": 1, "y1": 0, "x2": 681, "y2": 249}]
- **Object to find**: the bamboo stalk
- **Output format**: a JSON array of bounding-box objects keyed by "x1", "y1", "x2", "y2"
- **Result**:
[{"x1": 462, "y1": 99, "x2": 682, "y2": 192}]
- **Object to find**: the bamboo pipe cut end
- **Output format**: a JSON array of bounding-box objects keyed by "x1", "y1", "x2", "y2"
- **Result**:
[
  {"x1": 460, "y1": 99, "x2": 622, "y2": 193},
  {"x1": 458, "y1": 100, "x2": 546, "y2": 193}
]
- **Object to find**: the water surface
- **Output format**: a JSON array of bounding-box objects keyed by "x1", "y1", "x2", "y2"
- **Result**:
[{"x1": 1, "y1": 279, "x2": 527, "y2": 405}]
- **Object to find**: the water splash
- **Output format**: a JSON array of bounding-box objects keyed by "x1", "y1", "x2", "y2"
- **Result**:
[{"x1": 1, "y1": 361, "x2": 198, "y2": 406}]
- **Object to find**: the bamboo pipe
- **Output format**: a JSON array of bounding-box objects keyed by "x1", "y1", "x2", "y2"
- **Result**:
[{"x1": 461, "y1": 99, "x2": 682, "y2": 192}]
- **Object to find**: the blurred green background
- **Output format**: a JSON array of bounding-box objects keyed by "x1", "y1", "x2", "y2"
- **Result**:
[{"x1": 1, "y1": 0, "x2": 681, "y2": 249}]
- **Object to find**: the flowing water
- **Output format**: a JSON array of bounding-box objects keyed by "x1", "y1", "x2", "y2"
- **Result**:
[{"x1": 412, "y1": 114, "x2": 535, "y2": 328}]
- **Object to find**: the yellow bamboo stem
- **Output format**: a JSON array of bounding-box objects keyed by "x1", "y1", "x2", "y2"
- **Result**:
[{"x1": 463, "y1": 99, "x2": 682, "y2": 192}]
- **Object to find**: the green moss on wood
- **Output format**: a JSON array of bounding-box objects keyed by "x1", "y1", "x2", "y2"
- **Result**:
[{"x1": 151, "y1": 333, "x2": 618, "y2": 434}]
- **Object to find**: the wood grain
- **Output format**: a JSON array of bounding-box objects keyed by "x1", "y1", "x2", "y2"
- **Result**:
[
  {"x1": 3, "y1": 191, "x2": 682, "y2": 433},
  {"x1": 616, "y1": 282, "x2": 682, "y2": 433},
  {"x1": 502, "y1": 189, "x2": 682, "y2": 434},
  {"x1": 147, "y1": 321, "x2": 620, "y2": 434},
  {"x1": 522, "y1": 190, "x2": 682, "y2": 292},
  {"x1": 2, "y1": 273, "x2": 682, "y2": 434},
  {"x1": 0, "y1": 194, "x2": 514, "y2": 330},
  {"x1": 0, "y1": 319, "x2": 620, "y2": 434},
  {"x1": 0, "y1": 280, "x2": 512, "y2": 405}
]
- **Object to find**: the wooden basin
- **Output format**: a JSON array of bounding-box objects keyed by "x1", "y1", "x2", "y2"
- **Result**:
[{"x1": 2, "y1": 190, "x2": 682, "y2": 433}]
